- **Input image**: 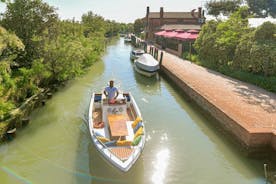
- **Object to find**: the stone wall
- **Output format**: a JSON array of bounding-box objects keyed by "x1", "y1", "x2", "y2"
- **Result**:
[{"x1": 161, "y1": 66, "x2": 274, "y2": 154}]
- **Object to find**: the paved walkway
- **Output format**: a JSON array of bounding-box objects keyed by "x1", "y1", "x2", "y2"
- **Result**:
[{"x1": 157, "y1": 49, "x2": 276, "y2": 149}]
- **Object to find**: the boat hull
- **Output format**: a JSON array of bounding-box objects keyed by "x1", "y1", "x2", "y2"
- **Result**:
[
  {"x1": 134, "y1": 63, "x2": 158, "y2": 77},
  {"x1": 130, "y1": 50, "x2": 145, "y2": 60},
  {"x1": 88, "y1": 93, "x2": 145, "y2": 172}
]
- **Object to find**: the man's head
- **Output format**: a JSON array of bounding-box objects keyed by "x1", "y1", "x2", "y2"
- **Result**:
[{"x1": 109, "y1": 80, "x2": 114, "y2": 87}]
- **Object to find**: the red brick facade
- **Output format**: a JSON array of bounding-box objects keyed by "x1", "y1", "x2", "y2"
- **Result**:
[{"x1": 144, "y1": 7, "x2": 205, "y2": 40}]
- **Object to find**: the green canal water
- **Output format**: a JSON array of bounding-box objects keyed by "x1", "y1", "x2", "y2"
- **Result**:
[{"x1": 0, "y1": 38, "x2": 266, "y2": 184}]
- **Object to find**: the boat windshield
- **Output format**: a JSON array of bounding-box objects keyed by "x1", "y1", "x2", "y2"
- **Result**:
[{"x1": 133, "y1": 51, "x2": 144, "y2": 56}]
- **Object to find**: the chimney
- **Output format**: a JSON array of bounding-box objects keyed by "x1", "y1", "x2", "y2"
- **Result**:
[
  {"x1": 198, "y1": 7, "x2": 202, "y2": 18},
  {"x1": 160, "y1": 7, "x2": 164, "y2": 26},
  {"x1": 146, "y1": 6, "x2": 150, "y2": 40}
]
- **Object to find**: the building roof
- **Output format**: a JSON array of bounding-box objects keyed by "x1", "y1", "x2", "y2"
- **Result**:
[
  {"x1": 160, "y1": 24, "x2": 201, "y2": 30},
  {"x1": 148, "y1": 12, "x2": 199, "y2": 19}
]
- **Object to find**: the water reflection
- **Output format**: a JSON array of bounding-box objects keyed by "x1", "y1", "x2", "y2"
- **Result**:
[
  {"x1": 133, "y1": 69, "x2": 161, "y2": 96},
  {"x1": 151, "y1": 149, "x2": 170, "y2": 184}
]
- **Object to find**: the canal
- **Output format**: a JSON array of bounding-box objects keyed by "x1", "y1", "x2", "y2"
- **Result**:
[{"x1": 0, "y1": 38, "x2": 265, "y2": 184}]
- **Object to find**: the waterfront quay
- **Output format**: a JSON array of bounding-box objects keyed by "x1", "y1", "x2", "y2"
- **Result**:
[{"x1": 146, "y1": 44, "x2": 276, "y2": 155}]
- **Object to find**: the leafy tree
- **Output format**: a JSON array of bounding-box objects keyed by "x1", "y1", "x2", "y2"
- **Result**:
[
  {"x1": 133, "y1": 18, "x2": 144, "y2": 35},
  {"x1": 245, "y1": 0, "x2": 276, "y2": 17},
  {"x1": 195, "y1": 7, "x2": 250, "y2": 67},
  {"x1": 234, "y1": 21, "x2": 276, "y2": 76},
  {"x1": 0, "y1": 26, "x2": 24, "y2": 62},
  {"x1": 1, "y1": 0, "x2": 58, "y2": 67},
  {"x1": 0, "y1": 3, "x2": 124, "y2": 121},
  {"x1": 119, "y1": 23, "x2": 134, "y2": 34},
  {"x1": 205, "y1": 0, "x2": 242, "y2": 17},
  {"x1": 0, "y1": 26, "x2": 24, "y2": 119},
  {"x1": 82, "y1": 11, "x2": 106, "y2": 37},
  {"x1": 42, "y1": 19, "x2": 105, "y2": 84}
]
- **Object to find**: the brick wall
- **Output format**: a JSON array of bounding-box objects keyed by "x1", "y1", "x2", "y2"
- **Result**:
[{"x1": 161, "y1": 66, "x2": 275, "y2": 153}]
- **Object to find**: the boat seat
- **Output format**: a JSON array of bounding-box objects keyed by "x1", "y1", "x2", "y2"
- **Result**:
[
  {"x1": 93, "y1": 125, "x2": 110, "y2": 139},
  {"x1": 125, "y1": 121, "x2": 134, "y2": 141}
]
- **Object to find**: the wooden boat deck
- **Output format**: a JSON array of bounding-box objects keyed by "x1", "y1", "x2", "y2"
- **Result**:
[
  {"x1": 110, "y1": 147, "x2": 134, "y2": 161},
  {"x1": 93, "y1": 107, "x2": 135, "y2": 123}
]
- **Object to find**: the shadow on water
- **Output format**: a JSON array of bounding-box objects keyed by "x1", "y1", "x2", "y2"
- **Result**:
[{"x1": 160, "y1": 73, "x2": 266, "y2": 181}]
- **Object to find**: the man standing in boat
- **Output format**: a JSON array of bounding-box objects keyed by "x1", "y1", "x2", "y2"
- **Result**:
[{"x1": 104, "y1": 80, "x2": 119, "y2": 103}]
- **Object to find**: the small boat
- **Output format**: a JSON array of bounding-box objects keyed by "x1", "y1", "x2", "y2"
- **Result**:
[
  {"x1": 130, "y1": 49, "x2": 145, "y2": 60},
  {"x1": 134, "y1": 54, "x2": 160, "y2": 77},
  {"x1": 124, "y1": 36, "x2": 132, "y2": 43},
  {"x1": 88, "y1": 92, "x2": 146, "y2": 172}
]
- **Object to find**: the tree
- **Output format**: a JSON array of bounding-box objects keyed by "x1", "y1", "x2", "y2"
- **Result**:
[
  {"x1": 234, "y1": 21, "x2": 276, "y2": 76},
  {"x1": 245, "y1": 0, "x2": 276, "y2": 17},
  {"x1": 194, "y1": 7, "x2": 250, "y2": 67},
  {"x1": 0, "y1": 26, "x2": 24, "y2": 119},
  {"x1": 205, "y1": 0, "x2": 242, "y2": 18},
  {"x1": 82, "y1": 11, "x2": 106, "y2": 36},
  {"x1": 133, "y1": 18, "x2": 144, "y2": 35},
  {"x1": 1, "y1": 0, "x2": 58, "y2": 67},
  {"x1": 0, "y1": 26, "x2": 24, "y2": 62}
]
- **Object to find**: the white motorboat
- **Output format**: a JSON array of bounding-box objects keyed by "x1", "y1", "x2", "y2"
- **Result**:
[
  {"x1": 124, "y1": 36, "x2": 132, "y2": 43},
  {"x1": 88, "y1": 92, "x2": 146, "y2": 172},
  {"x1": 130, "y1": 49, "x2": 145, "y2": 60},
  {"x1": 134, "y1": 54, "x2": 160, "y2": 77}
]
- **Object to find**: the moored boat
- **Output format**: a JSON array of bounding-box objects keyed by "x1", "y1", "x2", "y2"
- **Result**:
[
  {"x1": 124, "y1": 36, "x2": 132, "y2": 43},
  {"x1": 88, "y1": 92, "x2": 146, "y2": 172},
  {"x1": 134, "y1": 53, "x2": 160, "y2": 77},
  {"x1": 130, "y1": 49, "x2": 145, "y2": 60}
]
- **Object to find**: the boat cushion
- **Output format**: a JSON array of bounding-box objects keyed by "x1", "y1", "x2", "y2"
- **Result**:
[
  {"x1": 104, "y1": 140, "x2": 117, "y2": 147},
  {"x1": 93, "y1": 121, "x2": 104, "y2": 128},
  {"x1": 133, "y1": 122, "x2": 143, "y2": 133},
  {"x1": 132, "y1": 135, "x2": 142, "y2": 146},
  {"x1": 132, "y1": 116, "x2": 142, "y2": 128},
  {"x1": 134, "y1": 127, "x2": 144, "y2": 139},
  {"x1": 116, "y1": 140, "x2": 132, "y2": 146},
  {"x1": 97, "y1": 136, "x2": 110, "y2": 143}
]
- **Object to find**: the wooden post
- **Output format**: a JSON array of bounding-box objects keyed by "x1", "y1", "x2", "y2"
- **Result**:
[
  {"x1": 6, "y1": 127, "x2": 16, "y2": 140},
  {"x1": 189, "y1": 42, "x2": 192, "y2": 61},
  {"x1": 144, "y1": 43, "x2": 147, "y2": 53},
  {"x1": 22, "y1": 118, "x2": 30, "y2": 127},
  {"x1": 160, "y1": 51, "x2": 163, "y2": 66}
]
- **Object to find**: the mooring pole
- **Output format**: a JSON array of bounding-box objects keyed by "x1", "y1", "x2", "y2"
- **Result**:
[
  {"x1": 160, "y1": 51, "x2": 163, "y2": 66},
  {"x1": 264, "y1": 163, "x2": 268, "y2": 183},
  {"x1": 144, "y1": 43, "x2": 147, "y2": 53}
]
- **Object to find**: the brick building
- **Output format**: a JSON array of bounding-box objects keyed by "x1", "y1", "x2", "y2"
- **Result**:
[{"x1": 143, "y1": 6, "x2": 205, "y2": 41}]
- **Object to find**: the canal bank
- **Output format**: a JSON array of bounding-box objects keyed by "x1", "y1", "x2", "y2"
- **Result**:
[
  {"x1": 149, "y1": 46, "x2": 276, "y2": 156},
  {"x1": 0, "y1": 88, "x2": 51, "y2": 142}
]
